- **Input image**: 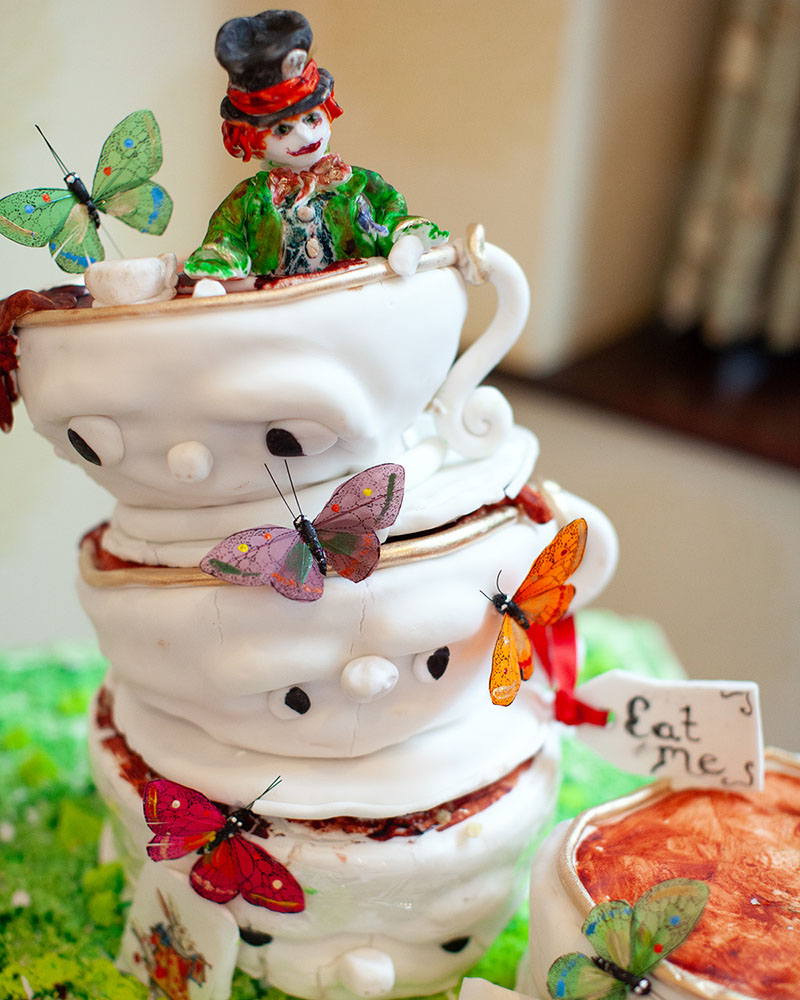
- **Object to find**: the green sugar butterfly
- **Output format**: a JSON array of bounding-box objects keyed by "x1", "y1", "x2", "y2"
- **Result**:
[
  {"x1": 547, "y1": 878, "x2": 709, "y2": 999},
  {"x1": 0, "y1": 110, "x2": 172, "y2": 273}
]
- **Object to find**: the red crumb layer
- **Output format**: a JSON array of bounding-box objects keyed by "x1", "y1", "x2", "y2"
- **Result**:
[
  {"x1": 81, "y1": 524, "x2": 150, "y2": 570},
  {"x1": 96, "y1": 687, "x2": 534, "y2": 840},
  {"x1": 294, "y1": 758, "x2": 533, "y2": 840},
  {"x1": 576, "y1": 773, "x2": 800, "y2": 999},
  {"x1": 253, "y1": 257, "x2": 368, "y2": 289}
]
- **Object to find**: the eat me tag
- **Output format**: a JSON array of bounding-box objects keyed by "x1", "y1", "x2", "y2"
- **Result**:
[{"x1": 574, "y1": 670, "x2": 764, "y2": 791}]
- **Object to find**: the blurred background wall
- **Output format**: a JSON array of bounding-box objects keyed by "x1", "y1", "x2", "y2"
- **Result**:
[{"x1": 2, "y1": 1, "x2": 798, "y2": 748}]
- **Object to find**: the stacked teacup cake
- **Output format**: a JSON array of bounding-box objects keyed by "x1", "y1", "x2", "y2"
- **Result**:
[{"x1": 15, "y1": 232, "x2": 616, "y2": 1000}]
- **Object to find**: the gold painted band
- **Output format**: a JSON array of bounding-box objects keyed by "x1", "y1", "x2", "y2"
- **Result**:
[
  {"x1": 16, "y1": 225, "x2": 490, "y2": 328},
  {"x1": 79, "y1": 504, "x2": 520, "y2": 589}
]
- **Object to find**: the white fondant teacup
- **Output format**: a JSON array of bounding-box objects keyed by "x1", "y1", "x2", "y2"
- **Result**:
[
  {"x1": 85, "y1": 252, "x2": 178, "y2": 307},
  {"x1": 17, "y1": 245, "x2": 530, "y2": 514}
]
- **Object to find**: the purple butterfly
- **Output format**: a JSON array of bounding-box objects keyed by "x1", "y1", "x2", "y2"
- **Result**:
[{"x1": 200, "y1": 464, "x2": 405, "y2": 602}]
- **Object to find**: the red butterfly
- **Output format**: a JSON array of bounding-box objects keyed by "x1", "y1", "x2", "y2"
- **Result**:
[
  {"x1": 143, "y1": 777, "x2": 305, "y2": 913},
  {"x1": 488, "y1": 518, "x2": 587, "y2": 706}
]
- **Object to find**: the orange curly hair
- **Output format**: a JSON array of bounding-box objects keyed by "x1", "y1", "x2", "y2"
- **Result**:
[{"x1": 222, "y1": 96, "x2": 343, "y2": 163}]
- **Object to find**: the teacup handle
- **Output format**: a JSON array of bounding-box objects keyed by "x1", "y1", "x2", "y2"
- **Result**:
[{"x1": 431, "y1": 240, "x2": 530, "y2": 458}]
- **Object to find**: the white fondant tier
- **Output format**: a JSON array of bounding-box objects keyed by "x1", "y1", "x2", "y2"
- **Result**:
[
  {"x1": 100, "y1": 423, "x2": 537, "y2": 566},
  {"x1": 99, "y1": 680, "x2": 550, "y2": 818},
  {"x1": 92, "y1": 715, "x2": 560, "y2": 1000},
  {"x1": 78, "y1": 501, "x2": 616, "y2": 764}
]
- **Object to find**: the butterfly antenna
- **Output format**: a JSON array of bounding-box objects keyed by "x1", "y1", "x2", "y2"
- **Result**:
[
  {"x1": 284, "y1": 460, "x2": 303, "y2": 516},
  {"x1": 34, "y1": 124, "x2": 72, "y2": 177},
  {"x1": 246, "y1": 776, "x2": 282, "y2": 810},
  {"x1": 264, "y1": 462, "x2": 296, "y2": 518},
  {"x1": 495, "y1": 571, "x2": 503, "y2": 593},
  {"x1": 479, "y1": 589, "x2": 493, "y2": 603}
]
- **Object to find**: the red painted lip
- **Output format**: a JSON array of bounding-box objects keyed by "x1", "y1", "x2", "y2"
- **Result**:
[{"x1": 290, "y1": 139, "x2": 322, "y2": 157}]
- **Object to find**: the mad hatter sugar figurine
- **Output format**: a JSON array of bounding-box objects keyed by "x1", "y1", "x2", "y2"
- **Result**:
[{"x1": 184, "y1": 10, "x2": 448, "y2": 281}]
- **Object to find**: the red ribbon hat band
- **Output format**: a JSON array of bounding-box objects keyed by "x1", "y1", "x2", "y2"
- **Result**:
[{"x1": 227, "y1": 58, "x2": 319, "y2": 117}]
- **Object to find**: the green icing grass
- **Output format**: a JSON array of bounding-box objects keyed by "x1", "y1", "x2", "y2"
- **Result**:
[{"x1": 0, "y1": 612, "x2": 676, "y2": 999}]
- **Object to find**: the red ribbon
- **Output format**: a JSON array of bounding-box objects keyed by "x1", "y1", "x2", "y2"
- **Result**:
[
  {"x1": 227, "y1": 59, "x2": 319, "y2": 116},
  {"x1": 554, "y1": 688, "x2": 610, "y2": 727},
  {"x1": 530, "y1": 616, "x2": 609, "y2": 727},
  {"x1": 530, "y1": 616, "x2": 578, "y2": 692}
]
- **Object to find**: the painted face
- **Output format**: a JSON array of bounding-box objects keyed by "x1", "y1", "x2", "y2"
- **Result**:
[{"x1": 264, "y1": 109, "x2": 331, "y2": 170}]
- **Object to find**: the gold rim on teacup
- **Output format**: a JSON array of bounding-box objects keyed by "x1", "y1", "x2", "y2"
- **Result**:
[
  {"x1": 79, "y1": 503, "x2": 520, "y2": 589},
  {"x1": 16, "y1": 227, "x2": 491, "y2": 327}
]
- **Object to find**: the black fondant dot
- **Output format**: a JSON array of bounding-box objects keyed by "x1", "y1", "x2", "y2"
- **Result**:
[
  {"x1": 427, "y1": 647, "x2": 450, "y2": 680},
  {"x1": 441, "y1": 936, "x2": 470, "y2": 953},
  {"x1": 67, "y1": 428, "x2": 102, "y2": 465},
  {"x1": 285, "y1": 686, "x2": 311, "y2": 715},
  {"x1": 267, "y1": 427, "x2": 304, "y2": 457},
  {"x1": 239, "y1": 927, "x2": 273, "y2": 946}
]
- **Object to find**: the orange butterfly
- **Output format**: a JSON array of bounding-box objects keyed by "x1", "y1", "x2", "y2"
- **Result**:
[{"x1": 488, "y1": 518, "x2": 587, "y2": 706}]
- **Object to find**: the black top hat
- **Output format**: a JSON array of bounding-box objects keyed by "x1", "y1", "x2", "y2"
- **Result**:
[{"x1": 216, "y1": 9, "x2": 334, "y2": 128}]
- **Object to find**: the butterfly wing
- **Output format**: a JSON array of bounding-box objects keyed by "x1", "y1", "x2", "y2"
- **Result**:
[
  {"x1": 313, "y1": 463, "x2": 405, "y2": 582},
  {"x1": 272, "y1": 533, "x2": 325, "y2": 601},
  {"x1": 316, "y1": 525, "x2": 380, "y2": 582},
  {"x1": 582, "y1": 900, "x2": 634, "y2": 969},
  {"x1": 100, "y1": 179, "x2": 173, "y2": 235},
  {"x1": 628, "y1": 878, "x2": 709, "y2": 978},
  {"x1": 0, "y1": 188, "x2": 76, "y2": 247},
  {"x1": 514, "y1": 519, "x2": 587, "y2": 626},
  {"x1": 51, "y1": 202, "x2": 105, "y2": 273},
  {"x1": 235, "y1": 836, "x2": 306, "y2": 913},
  {"x1": 315, "y1": 464, "x2": 405, "y2": 532},
  {"x1": 91, "y1": 109, "x2": 173, "y2": 234},
  {"x1": 190, "y1": 837, "x2": 242, "y2": 904},
  {"x1": 91, "y1": 110, "x2": 161, "y2": 198},
  {"x1": 516, "y1": 618, "x2": 534, "y2": 681},
  {"x1": 547, "y1": 952, "x2": 626, "y2": 1000},
  {"x1": 200, "y1": 526, "x2": 295, "y2": 586},
  {"x1": 489, "y1": 615, "x2": 532, "y2": 706},
  {"x1": 201, "y1": 525, "x2": 325, "y2": 601},
  {"x1": 143, "y1": 778, "x2": 225, "y2": 861}
]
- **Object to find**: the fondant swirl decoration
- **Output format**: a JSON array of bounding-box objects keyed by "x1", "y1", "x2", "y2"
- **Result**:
[
  {"x1": 0, "y1": 110, "x2": 172, "y2": 273},
  {"x1": 488, "y1": 518, "x2": 587, "y2": 706},
  {"x1": 547, "y1": 877, "x2": 709, "y2": 999},
  {"x1": 201, "y1": 463, "x2": 405, "y2": 601},
  {"x1": 143, "y1": 778, "x2": 305, "y2": 913}
]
